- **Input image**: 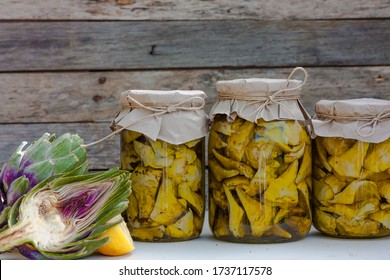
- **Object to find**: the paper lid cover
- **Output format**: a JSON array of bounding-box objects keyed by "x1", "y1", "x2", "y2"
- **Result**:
[
  {"x1": 112, "y1": 90, "x2": 208, "y2": 144},
  {"x1": 312, "y1": 98, "x2": 390, "y2": 143}
]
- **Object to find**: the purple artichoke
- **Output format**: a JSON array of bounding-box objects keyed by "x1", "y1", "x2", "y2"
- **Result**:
[
  {"x1": 0, "y1": 168, "x2": 131, "y2": 259},
  {"x1": 0, "y1": 133, "x2": 88, "y2": 229}
]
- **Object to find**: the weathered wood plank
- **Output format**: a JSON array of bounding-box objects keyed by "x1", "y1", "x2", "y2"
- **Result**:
[
  {"x1": 1, "y1": 67, "x2": 389, "y2": 123},
  {"x1": 0, "y1": 122, "x2": 119, "y2": 170},
  {"x1": 1, "y1": 20, "x2": 389, "y2": 71},
  {"x1": 1, "y1": 0, "x2": 389, "y2": 20}
]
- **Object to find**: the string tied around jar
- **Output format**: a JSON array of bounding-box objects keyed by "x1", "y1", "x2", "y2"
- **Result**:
[
  {"x1": 81, "y1": 94, "x2": 206, "y2": 148},
  {"x1": 315, "y1": 107, "x2": 390, "y2": 138},
  {"x1": 217, "y1": 67, "x2": 308, "y2": 121}
]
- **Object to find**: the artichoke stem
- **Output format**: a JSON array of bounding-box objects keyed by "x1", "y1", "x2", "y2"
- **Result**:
[{"x1": 0, "y1": 221, "x2": 31, "y2": 252}]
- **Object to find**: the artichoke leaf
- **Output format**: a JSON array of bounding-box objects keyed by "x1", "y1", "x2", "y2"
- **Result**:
[
  {"x1": 209, "y1": 158, "x2": 239, "y2": 182},
  {"x1": 209, "y1": 129, "x2": 227, "y2": 154},
  {"x1": 245, "y1": 141, "x2": 281, "y2": 169},
  {"x1": 363, "y1": 138, "x2": 390, "y2": 173},
  {"x1": 284, "y1": 143, "x2": 306, "y2": 163},
  {"x1": 328, "y1": 141, "x2": 370, "y2": 178},
  {"x1": 266, "y1": 225, "x2": 292, "y2": 239},
  {"x1": 314, "y1": 209, "x2": 337, "y2": 235},
  {"x1": 224, "y1": 187, "x2": 245, "y2": 238},
  {"x1": 131, "y1": 166, "x2": 162, "y2": 219},
  {"x1": 236, "y1": 188, "x2": 274, "y2": 237},
  {"x1": 329, "y1": 180, "x2": 379, "y2": 205},
  {"x1": 336, "y1": 217, "x2": 380, "y2": 237},
  {"x1": 264, "y1": 160, "x2": 299, "y2": 209},
  {"x1": 178, "y1": 182, "x2": 204, "y2": 217},
  {"x1": 212, "y1": 117, "x2": 244, "y2": 136},
  {"x1": 131, "y1": 226, "x2": 165, "y2": 241},
  {"x1": 123, "y1": 130, "x2": 142, "y2": 143},
  {"x1": 313, "y1": 178, "x2": 334, "y2": 206},
  {"x1": 285, "y1": 216, "x2": 311, "y2": 236},
  {"x1": 378, "y1": 180, "x2": 390, "y2": 203},
  {"x1": 213, "y1": 210, "x2": 230, "y2": 237},
  {"x1": 295, "y1": 145, "x2": 312, "y2": 184},
  {"x1": 315, "y1": 139, "x2": 332, "y2": 172},
  {"x1": 321, "y1": 137, "x2": 356, "y2": 156},
  {"x1": 213, "y1": 149, "x2": 254, "y2": 178},
  {"x1": 165, "y1": 209, "x2": 194, "y2": 238},
  {"x1": 369, "y1": 210, "x2": 390, "y2": 229},
  {"x1": 225, "y1": 121, "x2": 255, "y2": 162},
  {"x1": 149, "y1": 178, "x2": 185, "y2": 225}
]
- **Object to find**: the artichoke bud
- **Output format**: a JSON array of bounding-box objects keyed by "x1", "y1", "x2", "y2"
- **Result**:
[
  {"x1": 0, "y1": 133, "x2": 88, "y2": 213},
  {"x1": 0, "y1": 168, "x2": 132, "y2": 259}
]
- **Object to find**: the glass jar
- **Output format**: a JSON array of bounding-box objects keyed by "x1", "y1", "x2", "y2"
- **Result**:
[
  {"x1": 208, "y1": 67, "x2": 312, "y2": 243},
  {"x1": 112, "y1": 90, "x2": 208, "y2": 242},
  {"x1": 312, "y1": 98, "x2": 390, "y2": 238}
]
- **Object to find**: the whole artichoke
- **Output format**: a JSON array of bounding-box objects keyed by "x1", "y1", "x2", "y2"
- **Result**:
[
  {"x1": 0, "y1": 168, "x2": 131, "y2": 259},
  {"x1": 0, "y1": 133, "x2": 88, "y2": 228}
]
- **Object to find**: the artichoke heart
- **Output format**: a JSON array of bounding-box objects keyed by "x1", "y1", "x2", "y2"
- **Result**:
[
  {"x1": 131, "y1": 166, "x2": 162, "y2": 219},
  {"x1": 313, "y1": 178, "x2": 334, "y2": 206},
  {"x1": 236, "y1": 189, "x2": 274, "y2": 237},
  {"x1": 225, "y1": 120, "x2": 255, "y2": 162},
  {"x1": 149, "y1": 178, "x2": 185, "y2": 225},
  {"x1": 336, "y1": 217, "x2": 380, "y2": 237},
  {"x1": 320, "y1": 198, "x2": 380, "y2": 220},
  {"x1": 209, "y1": 129, "x2": 227, "y2": 154},
  {"x1": 165, "y1": 209, "x2": 194, "y2": 238},
  {"x1": 213, "y1": 210, "x2": 230, "y2": 237},
  {"x1": 212, "y1": 117, "x2": 244, "y2": 136},
  {"x1": 378, "y1": 180, "x2": 390, "y2": 203},
  {"x1": 127, "y1": 193, "x2": 139, "y2": 221},
  {"x1": 134, "y1": 140, "x2": 174, "y2": 168},
  {"x1": 321, "y1": 137, "x2": 356, "y2": 156},
  {"x1": 209, "y1": 158, "x2": 239, "y2": 182},
  {"x1": 178, "y1": 182, "x2": 204, "y2": 216},
  {"x1": 329, "y1": 180, "x2": 379, "y2": 204},
  {"x1": 250, "y1": 160, "x2": 280, "y2": 195},
  {"x1": 224, "y1": 187, "x2": 245, "y2": 237},
  {"x1": 245, "y1": 141, "x2": 281, "y2": 169},
  {"x1": 314, "y1": 209, "x2": 337, "y2": 235},
  {"x1": 123, "y1": 130, "x2": 142, "y2": 143},
  {"x1": 131, "y1": 226, "x2": 165, "y2": 241},
  {"x1": 364, "y1": 138, "x2": 390, "y2": 173},
  {"x1": 262, "y1": 120, "x2": 303, "y2": 146},
  {"x1": 264, "y1": 160, "x2": 299, "y2": 209},
  {"x1": 315, "y1": 139, "x2": 332, "y2": 172},
  {"x1": 369, "y1": 210, "x2": 390, "y2": 229},
  {"x1": 213, "y1": 149, "x2": 254, "y2": 178},
  {"x1": 295, "y1": 145, "x2": 312, "y2": 184},
  {"x1": 328, "y1": 141, "x2": 370, "y2": 178},
  {"x1": 284, "y1": 143, "x2": 306, "y2": 163}
]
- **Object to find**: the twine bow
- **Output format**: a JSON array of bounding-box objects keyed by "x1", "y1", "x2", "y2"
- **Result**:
[
  {"x1": 217, "y1": 67, "x2": 308, "y2": 120},
  {"x1": 356, "y1": 108, "x2": 390, "y2": 137},
  {"x1": 82, "y1": 94, "x2": 205, "y2": 148}
]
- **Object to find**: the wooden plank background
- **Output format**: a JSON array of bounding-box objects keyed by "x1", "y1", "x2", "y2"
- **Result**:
[{"x1": 0, "y1": 0, "x2": 389, "y2": 170}]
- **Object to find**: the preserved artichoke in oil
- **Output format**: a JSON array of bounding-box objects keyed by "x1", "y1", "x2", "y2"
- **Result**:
[
  {"x1": 208, "y1": 115, "x2": 312, "y2": 243},
  {"x1": 313, "y1": 137, "x2": 390, "y2": 238},
  {"x1": 121, "y1": 131, "x2": 204, "y2": 242}
]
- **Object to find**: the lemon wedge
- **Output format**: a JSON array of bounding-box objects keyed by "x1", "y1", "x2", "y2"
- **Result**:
[{"x1": 97, "y1": 220, "x2": 135, "y2": 256}]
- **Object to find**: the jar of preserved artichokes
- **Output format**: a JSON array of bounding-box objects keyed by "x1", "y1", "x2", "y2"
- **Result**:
[
  {"x1": 312, "y1": 98, "x2": 390, "y2": 238},
  {"x1": 111, "y1": 90, "x2": 208, "y2": 242},
  {"x1": 208, "y1": 67, "x2": 312, "y2": 243}
]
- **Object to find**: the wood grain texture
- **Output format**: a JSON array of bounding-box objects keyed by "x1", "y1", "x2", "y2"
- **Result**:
[
  {"x1": 1, "y1": 0, "x2": 389, "y2": 20},
  {"x1": 1, "y1": 67, "x2": 389, "y2": 123},
  {"x1": 0, "y1": 122, "x2": 119, "y2": 169},
  {"x1": 1, "y1": 20, "x2": 389, "y2": 71}
]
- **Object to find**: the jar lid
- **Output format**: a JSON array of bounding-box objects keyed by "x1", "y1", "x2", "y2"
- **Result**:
[
  {"x1": 210, "y1": 67, "x2": 309, "y2": 122},
  {"x1": 112, "y1": 90, "x2": 208, "y2": 145},
  {"x1": 313, "y1": 98, "x2": 390, "y2": 143},
  {"x1": 120, "y1": 90, "x2": 207, "y2": 109},
  {"x1": 216, "y1": 78, "x2": 303, "y2": 99}
]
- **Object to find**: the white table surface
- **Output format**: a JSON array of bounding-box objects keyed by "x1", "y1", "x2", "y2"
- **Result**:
[{"x1": 1, "y1": 222, "x2": 390, "y2": 260}]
